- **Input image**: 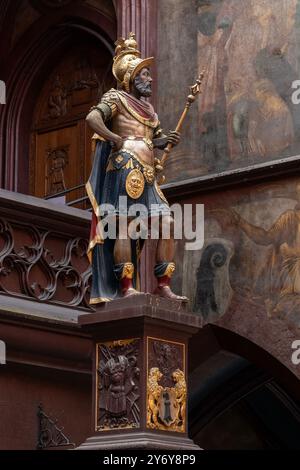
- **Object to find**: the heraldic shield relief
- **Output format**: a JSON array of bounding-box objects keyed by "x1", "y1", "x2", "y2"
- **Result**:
[{"x1": 146, "y1": 338, "x2": 186, "y2": 433}]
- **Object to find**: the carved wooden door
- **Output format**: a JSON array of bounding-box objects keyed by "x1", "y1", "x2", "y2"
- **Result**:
[{"x1": 30, "y1": 43, "x2": 113, "y2": 208}]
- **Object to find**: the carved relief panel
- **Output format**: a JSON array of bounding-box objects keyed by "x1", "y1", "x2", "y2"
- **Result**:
[
  {"x1": 147, "y1": 337, "x2": 186, "y2": 433},
  {"x1": 96, "y1": 339, "x2": 141, "y2": 431},
  {"x1": 30, "y1": 42, "x2": 114, "y2": 205},
  {"x1": 46, "y1": 146, "x2": 69, "y2": 196},
  {"x1": 0, "y1": 217, "x2": 91, "y2": 308}
]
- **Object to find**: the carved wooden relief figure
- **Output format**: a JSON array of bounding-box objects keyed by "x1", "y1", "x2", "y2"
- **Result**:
[
  {"x1": 46, "y1": 146, "x2": 69, "y2": 196},
  {"x1": 30, "y1": 44, "x2": 114, "y2": 204},
  {"x1": 48, "y1": 76, "x2": 67, "y2": 119},
  {"x1": 96, "y1": 339, "x2": 140, "y2": 431}
]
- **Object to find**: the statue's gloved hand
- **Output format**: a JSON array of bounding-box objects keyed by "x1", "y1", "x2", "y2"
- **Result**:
[
  {"x1": 111, "y1": 135, "x2": 123, "y2": 151},
  {"x1": 153, "y1": 131, "x2": 181, "y2": 150},
  {"x1": 167, "y1": 130, "x2": 181, "y2": 147}
]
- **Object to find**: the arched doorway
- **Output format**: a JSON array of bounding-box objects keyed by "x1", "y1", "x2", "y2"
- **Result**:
[
  {"x1": 30, "y1": 36, "x2": 114, "y2": 206},
  {"x1": 189, "y1": 325, "x2": 300, "y2": 449},
  {"x1": 0, "y1": 0, "x2": 117, "y2": 196}
]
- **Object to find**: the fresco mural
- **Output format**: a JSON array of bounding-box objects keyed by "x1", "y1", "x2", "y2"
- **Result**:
[
  {"x1": 158, "y1": 0, "x2": 300, "y2": 183},
  {"x1": 173, "y1": 177, "x2": 300, "y2": 329}
]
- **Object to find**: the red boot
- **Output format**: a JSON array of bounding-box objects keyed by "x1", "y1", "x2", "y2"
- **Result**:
[
  {"x1": 154, "y1": 262, "x2": 188, "y2": 302},
  {"x1": 115, "y1": 262, "x2": 143, "y2": 298},
  {"x1": 120, "y1": 276, "x2": 141, "y2": 298}
]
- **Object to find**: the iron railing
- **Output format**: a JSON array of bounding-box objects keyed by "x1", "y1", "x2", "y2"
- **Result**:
[{"x1": 44, "y1": 184, "x2": 91, "y2": 209}]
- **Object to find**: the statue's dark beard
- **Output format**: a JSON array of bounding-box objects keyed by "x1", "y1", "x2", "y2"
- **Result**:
[{"x1": 134, "y1": 76, "x2": 152, "y2": 97}]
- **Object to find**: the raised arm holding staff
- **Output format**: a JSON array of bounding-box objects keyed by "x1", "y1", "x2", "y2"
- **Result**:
[{"x1": 85, "y1": 32, "x2": 202, "y2": 304}]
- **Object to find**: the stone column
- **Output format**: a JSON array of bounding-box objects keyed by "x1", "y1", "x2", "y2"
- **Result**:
[
  {"x1": 116, "y1": 0, "x2": 157, "y2": 58},
  {"x1": 115, "y1": 0, "x2": 159, "y2": 295}
]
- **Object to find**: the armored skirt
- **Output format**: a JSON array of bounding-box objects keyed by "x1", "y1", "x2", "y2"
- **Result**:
[
  {"x1": 101, "y1": 149, "x2": 170, "y2": 218},
  {"x1": 86, "y1": 141, "x2": 170, "y2": 304}
]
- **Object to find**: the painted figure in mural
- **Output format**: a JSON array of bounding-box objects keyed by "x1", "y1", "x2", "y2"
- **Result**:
[
  {"x1": 198, "y1": 0, "x2": 299, "y2": 168},
  {"x1": 227, "y1": 0, "x2": 298, "y2": 161},
  {"x1": 85, "y1": 33, "x2": 187, "y2": 304},
  {"x1": 224, "y1": 193, "x2": 300, "y2": 321},
  {"x1": 198, "y1": 0, "x2": 232, "y2": 171}
]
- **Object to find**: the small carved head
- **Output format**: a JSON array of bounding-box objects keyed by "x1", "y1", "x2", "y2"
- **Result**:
[
  {"x1": 172, "y1": 369, "x2": 185, "y2": 383},
  {"x1": 149, "y1": 367, "x2": 163, "y2": 382}
]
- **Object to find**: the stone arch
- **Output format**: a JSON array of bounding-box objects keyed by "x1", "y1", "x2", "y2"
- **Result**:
[
  {"x1": 0, "y1": 1, "x2": 116, "y2": 192},
  {"x1": 189, "y1": 325, "x2": 300, "y2": 449}
]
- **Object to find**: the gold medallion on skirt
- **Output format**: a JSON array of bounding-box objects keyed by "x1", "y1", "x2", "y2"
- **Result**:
[{"x1": 126, "y1": 169, "x2": 145, "y2": 199}]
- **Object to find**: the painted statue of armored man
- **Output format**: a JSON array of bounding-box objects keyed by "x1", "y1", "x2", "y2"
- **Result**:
[{"x1": 86, "y1": 33, "x2": 187, "y2": 304}]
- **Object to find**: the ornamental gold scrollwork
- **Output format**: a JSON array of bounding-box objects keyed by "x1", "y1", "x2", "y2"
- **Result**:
[
  {"x1": 142, "y1": 166, "x2": 155, "y2": 184},
  {"x1": 147, "y1": 367, "x2": 186, "y2": 433}
]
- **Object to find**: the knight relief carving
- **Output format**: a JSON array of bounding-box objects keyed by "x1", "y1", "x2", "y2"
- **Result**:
[
  {"x1": 97, "y1": 339, "x2": 140, "y2": 431},
  {"x1": 46, "y1": 146, "x2": 69, "y2": 196}
]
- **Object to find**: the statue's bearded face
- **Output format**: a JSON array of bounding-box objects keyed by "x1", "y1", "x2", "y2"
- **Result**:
[{"x1": 133, "y1": 67, "x2": 152, "y2": 97}]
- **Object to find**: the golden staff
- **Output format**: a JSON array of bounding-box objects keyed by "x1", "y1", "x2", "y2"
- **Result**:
[{"x1": 156, "y1": 72, "x2": 205, "y2": 181}]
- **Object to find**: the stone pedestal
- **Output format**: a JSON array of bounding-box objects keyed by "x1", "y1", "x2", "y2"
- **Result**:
[{"x1": 77, "y1": 294, "x2": 202, "y2": 450}]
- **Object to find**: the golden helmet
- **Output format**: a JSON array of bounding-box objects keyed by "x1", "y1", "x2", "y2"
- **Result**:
[{"x1": 112, "y1": 32, "x2": 154, "y2": 92}]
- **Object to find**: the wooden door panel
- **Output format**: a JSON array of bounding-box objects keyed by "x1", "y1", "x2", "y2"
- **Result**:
[
  {"x1": 34, "y1": 124, "x2": 78, "y2": 200},
  {"x1": 85, "y1": 121, "x2": 96, "y2": 181},
  {"x1": 30, "y1": 41, "x2": 114, "y2": 207}
]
